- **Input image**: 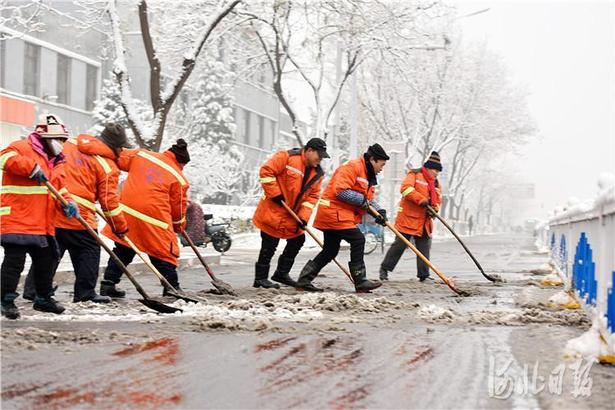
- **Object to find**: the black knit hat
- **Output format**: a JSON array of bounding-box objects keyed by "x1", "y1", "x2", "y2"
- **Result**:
[
  {"x1": 169, "y1": 138, "x2": 190, "y2": 164},
  {"x1": 366, "y1": 143, "x2": 390, "y2": 160},
  {"x1": 100, "y1": 123, "x2": 131, "y2": 149},
  {"x1": 424, "y1": 151, "x2": 442, "y2": 171},
  {"x1": 305, "y1": 137, "x2": 330, "y2": 158}
]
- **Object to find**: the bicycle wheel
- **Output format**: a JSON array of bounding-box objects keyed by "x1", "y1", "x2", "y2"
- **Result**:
[{"x1": 364, "y1": 232, "x2": 378, "y2": 255}]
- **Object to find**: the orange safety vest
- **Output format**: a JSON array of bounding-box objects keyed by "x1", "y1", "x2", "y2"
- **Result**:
[
  {"x1": 0, "y1": 135, "x2": 71, "y2": 236},
  {"x1": 54, "y1": 135, "x2": 127, "y2": 232},
  {"x1": 102, "y1": 149, "x2": 189, "y2": 266},
  {"x1": 314, "y1": 156, "x2": 375, "y2": 231},
  {"x1": 253, "y1": 149, "x2": 323, "y2": 239},
  {"x1": 395, "y1": 168, "x2": 442, "y2": 237}
]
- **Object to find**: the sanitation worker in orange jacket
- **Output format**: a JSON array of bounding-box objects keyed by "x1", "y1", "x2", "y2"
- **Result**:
[
  {"x1": 251, "y1": 137, "x2": 327, "y2": 288},
  {"x1": 0, "y1": 115, "x2": 78, "y2": 319},
  {"x1": 379, "y1": 151, "x2": 443, "y2": 281},
  {"x1": 23, "y1": 123, "x2": 130, "y2": 304},
  {"x1": 296, "y1": 144, "x2": 390, "y2": 293},
  {"x1": 100, "y1": 139, "x2": 190, "y2": 298}
]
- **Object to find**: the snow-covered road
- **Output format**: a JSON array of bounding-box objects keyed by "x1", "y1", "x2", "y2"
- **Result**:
[{"x1": 1, "y1": 233, "x2": 613, "y2": 409}]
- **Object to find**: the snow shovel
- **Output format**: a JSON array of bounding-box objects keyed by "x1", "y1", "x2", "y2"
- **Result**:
[
  {"x1": 45, "y1": 182, "x2": 181, "y2": 314},
  {"x1": 93, "y1": 209, "x2": 200, "y2": 303},
  {"x1": 280, "y1": 200, "x2": 354, "y2": 284},
  {"x1": 180, "y1": 231, "x2": 237, "y2": 296},
  {"x1": 368, "y1": 205, "x2": 467, "y2": 296},
  {"x1": 427, "y1": 206, "x2": 501, "y2": 283}
]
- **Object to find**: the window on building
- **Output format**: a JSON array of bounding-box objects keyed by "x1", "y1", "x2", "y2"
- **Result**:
[
  {"x1": 56, "y1": 54, "x2": 71, "y2": 105},
  {"x1": 243, "y1": 109, "x2": 251, "y2": 144},
  {"x1": 258, "y1": 115, "x2": 265, "y2": 148},
  {"x1": 23, "y1": 42, "x2": 41, "y2": 97},
  {"x1": 85, "y1": 64, "x2": 98, "y2": 111}
]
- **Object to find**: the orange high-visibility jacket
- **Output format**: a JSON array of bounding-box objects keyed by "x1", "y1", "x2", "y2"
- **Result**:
[
  {"x1": 55, "y1": 135, "x2": 127, "y2": 233},
  {"x1": 314, "y1": 156, "x2": 375, "y2": 230},
  {"x1": 102, "y1": 149, "x2": 189, "y2": 266},
  {"x1": 253, "y1": 149, "x2": 324, "y2": 239},
  {"x1": 0, "y1": 135, "x2": 71, "y2": 236},
  {"x1": 395, "y1": 168, "x2": 442, "y2": 237}
]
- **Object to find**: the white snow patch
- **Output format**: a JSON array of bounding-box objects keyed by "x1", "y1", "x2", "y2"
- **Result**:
[
  {"x1": 565, "y1": 321, "x2": 613, "y2": 361},
  {"x1": 548, "y1": 291, "x2": 577, "y2": 306},
  {"x1": 417, "y1": 304, "x2": 455, "y2": 321}
]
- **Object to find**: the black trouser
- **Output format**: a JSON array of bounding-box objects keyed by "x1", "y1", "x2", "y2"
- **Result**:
[
  {"x1": 380, "y1": 231, "x2": 432, "y2": 279},
  {"x1": 312, "y1": 227, "x2": 365, "y2": 271},
  {"x1": 256, "y1": 231, "x2": 305, "y2": 272},
  {"x1": 25, "y1": 228, "x2": 101, "y2": 301},
  {"x1": 103, "y1": 242, "x2": 179, "y2": 288},
  {"x1": 2, "y1": 239, "x2": 55, "y2": 300}
]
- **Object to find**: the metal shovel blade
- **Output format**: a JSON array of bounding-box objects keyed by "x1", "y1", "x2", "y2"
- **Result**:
[
  {"x1": 138, "y1": 298, "x2": 183, "y2": 314},
  {"x1": 211, "y1": 279, "x2": 237, "y2": 296}
]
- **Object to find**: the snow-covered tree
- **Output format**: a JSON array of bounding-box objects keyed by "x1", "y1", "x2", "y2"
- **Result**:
[
  {"x1": 239, "y1": 0, "x2": 450, "y2": 146},
  {"x1": 78, "y1": 0, "x2": 243, "y2": 151},
  {"x1": 168, "y1": 60, "x2": 243, "y2": 204},
  {"x1": 88, "y1": 78, "x2": 151, "y2": 145}
]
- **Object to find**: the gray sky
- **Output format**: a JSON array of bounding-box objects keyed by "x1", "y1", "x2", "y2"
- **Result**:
[{"x1": 454, "y1": 0, "x2": 615, "y2": 217}]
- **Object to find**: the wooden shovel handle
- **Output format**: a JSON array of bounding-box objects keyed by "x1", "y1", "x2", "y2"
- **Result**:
[
  {"x1": 367, "y1": 205, "x2": 461, "y2": 295},
  {"x1": 280, "y1": 200, "x2": 354, "y2": 284},
  {"x1": 45, "y1": 181, "x2": 152, "y2": 300}
]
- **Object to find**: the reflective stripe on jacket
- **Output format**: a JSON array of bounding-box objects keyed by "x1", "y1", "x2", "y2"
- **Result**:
[
  {"x1": 102, "y1": 149, "x2": 189, "y2": 266},
  {"x1": 313, "y1": 156, "x2": 375, "y2": 230},
  {"x1": 395, "y1": 169, "x2": 442, "y2": 237},
  {"x1": 0, "y1": 136, "x2": 70, "y2": 236},
  {"x1": 54, "y1": 135, "x2": 127, "y2": 232},
  {"x1": 252, "y1": 149, "x2": 323, "y2": 239}
]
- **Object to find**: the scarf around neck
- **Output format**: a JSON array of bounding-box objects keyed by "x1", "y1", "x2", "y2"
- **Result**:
[{"x1": 421, "y1": 166, "x2": 438, "y2": 206}]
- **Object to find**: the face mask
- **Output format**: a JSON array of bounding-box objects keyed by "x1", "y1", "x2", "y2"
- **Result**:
[{"x1": 45, "y1": 139, "x2": 64, "y2": 157}]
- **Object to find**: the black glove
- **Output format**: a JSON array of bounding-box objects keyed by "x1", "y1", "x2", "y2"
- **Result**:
[
  {"x1": 29, "y1": 164, "x2": 48, "y2": 185},
  {"x1": 374, "y1": 209, "x2": 387, "y2": 226},
  {"x1": 297, "y1": 219, "x2": 307, "y2": 229},
  {"x1": 419, "y1": 200, "x2": 429, "y2": 208},
  {"x1": 272, "y1": 195, "x2": 284, "y2": 205}
]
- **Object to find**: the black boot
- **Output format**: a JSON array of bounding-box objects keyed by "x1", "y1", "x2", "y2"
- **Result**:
[
  {"x1": 100, "y1": 280, "x2": 126, "y2": 298},
  {"x1": 271, "y1": 256, "x2": 298, "y2": 287},
  {"x1": 1, "y1": 293, "x2": 20, "y2": 320},
  {"x1": 296, "y1": 260, "x2": 323, "y2": 292},
  {"x1": 253, "y1": 263, "x2": 280, "y2": 289},
  {"x1": 33, "y1": 295, "x2": 65, "y2": 314},
  {"x1": 379, "y1": 267, "x2": 389, "y2": 281},
  {"x1": 163, "y1": 284, "x2": 184, "y2": 297},
  {"x1": 73, "y1": 294, "x2": 112, "y2": 304},
  {"x1": 350, "y1": 262, "x2": 382, "y2": 293},
  {"x1": 23, "y1": 271, "x2": 36, "y2": 301}
]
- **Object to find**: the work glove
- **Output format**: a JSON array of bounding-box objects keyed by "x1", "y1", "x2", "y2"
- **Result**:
[
  {"x1": 271, "y1": 195, "x2": 285, "y2": 206},
  {"x1": 419, "y1": 199, "x2": 429, "y2": 208},
  {"x1": 29, "y1": 164, "x2": 48, "y2": 185},
  {"x1": 428, "y1": 205, "x2": 439, "y2": 219},
  {"x1": 374, "y1": 209, "x2": 387, "y2": 226},
  {"x1": 61, "y1": 201, "x2": 80, "y2": 219}
]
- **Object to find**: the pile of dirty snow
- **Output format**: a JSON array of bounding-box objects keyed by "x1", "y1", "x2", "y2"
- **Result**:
[
  {"x1": 0, "y1": 327, "x2": 147, "y2": 352},
  {"x1": 565, "y1": 320, "x2": 614, "y2": 361},
  {"x1": 416, "y1": 304, "x2": 455, "y2": 322},
  {"x1": 548, "y1": 290, "x2": 581, "y2": 309}
]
